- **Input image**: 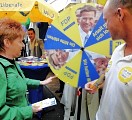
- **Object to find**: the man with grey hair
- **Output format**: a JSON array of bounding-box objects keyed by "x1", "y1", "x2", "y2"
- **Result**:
[{"x1": 85, "y1": 0, "x2": 132, "y2": 120}]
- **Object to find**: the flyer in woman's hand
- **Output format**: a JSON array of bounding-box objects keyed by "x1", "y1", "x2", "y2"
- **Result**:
[{"x1": 32, "y1": 98, "x2": 57, "y2": 109}]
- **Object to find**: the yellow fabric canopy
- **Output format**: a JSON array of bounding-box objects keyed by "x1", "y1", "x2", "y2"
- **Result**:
[
  {"x1": 0, "y1": 0, "x2": 58, "y2": 23},
  {"x1": 97, "y1": 0, "x2": 107, "y2": 5}
]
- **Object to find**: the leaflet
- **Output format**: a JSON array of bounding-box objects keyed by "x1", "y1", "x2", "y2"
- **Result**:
[{"x1": 32, "y1": 98, "x2": 57, "y2": 108}]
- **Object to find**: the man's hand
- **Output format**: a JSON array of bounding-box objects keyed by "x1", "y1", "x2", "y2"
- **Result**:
[
  {"x1": 85, "y1": 80, "x2": 98, "y2": 94},
  {"x1": 85, "y1": 74, "x2": 105, "y2": 94}
]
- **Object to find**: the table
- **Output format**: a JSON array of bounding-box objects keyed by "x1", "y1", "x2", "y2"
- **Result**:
[{"x1": 20, "y1": 63, "x2": 50, "y2": 118}]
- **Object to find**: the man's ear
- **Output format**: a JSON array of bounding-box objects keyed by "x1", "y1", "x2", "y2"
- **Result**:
[{"x1": 117, "y1": 8, "x2": 124, "y2": 21}]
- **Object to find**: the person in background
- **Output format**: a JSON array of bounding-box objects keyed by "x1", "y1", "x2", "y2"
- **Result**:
[
  {"x1": 36, "y1": 22, "x2": 49, "y2": 40},
  {"x1": 0, "y1": 18, "x2": 56, "y2": 120},
  {"x1": 85, "y1": 0, "x2": 132, "y2": 120},
  {"x1": 27, "y1": 28, "x2": 45, "y2": 58}
]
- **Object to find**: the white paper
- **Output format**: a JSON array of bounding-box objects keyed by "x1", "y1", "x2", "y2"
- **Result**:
[{"x1": 32, "y1": 98, "x2": 57, "y2": 108}]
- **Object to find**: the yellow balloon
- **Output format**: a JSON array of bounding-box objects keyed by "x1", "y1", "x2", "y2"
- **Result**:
[{"x1": 97, "y1": 0, "x2": 107, "y2": 5}]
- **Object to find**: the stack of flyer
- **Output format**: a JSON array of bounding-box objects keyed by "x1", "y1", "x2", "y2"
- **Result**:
[{"x1": 32, "y1": 98, "x2": 57, "y2": 108}]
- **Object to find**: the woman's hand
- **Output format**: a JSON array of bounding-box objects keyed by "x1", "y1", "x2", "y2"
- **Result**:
[
  {"x1": 40, "y1": 76, "x2": 57, "y2": 85},
  {"x1": 32, "y1": 104, "x2": 43, "y2": 113}
]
